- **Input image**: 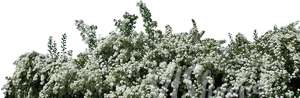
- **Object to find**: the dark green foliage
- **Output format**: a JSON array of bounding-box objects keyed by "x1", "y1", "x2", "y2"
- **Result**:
[
  {"x1": 75, "y1": 20, "x2": 98, "y2": 50},
  {"x1": 137, "y1": 1, "x2": 158, "y2": 39},
  {"x1": 114, "y1": 12, "x2": 138, "y2": 36},
  {"x1": 61, "y1": 33, "x2": 67, "y2": 53},
  {"x1": 48, "y1": 36, "x2": 57, "y2": 59}
]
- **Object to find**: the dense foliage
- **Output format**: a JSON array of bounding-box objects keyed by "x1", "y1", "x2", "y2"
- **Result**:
[{"x1": 3, "y1": 1, "x2": 300, "y2": 98}]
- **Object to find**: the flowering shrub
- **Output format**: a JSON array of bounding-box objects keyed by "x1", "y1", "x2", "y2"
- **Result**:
[{"x1": 3, "y1": 1, "x2": 300, "y2": 98}]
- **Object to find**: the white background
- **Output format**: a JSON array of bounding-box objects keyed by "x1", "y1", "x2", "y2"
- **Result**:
[{"x1": 0, "y1": 0, "x2": 300, "y2": 97}]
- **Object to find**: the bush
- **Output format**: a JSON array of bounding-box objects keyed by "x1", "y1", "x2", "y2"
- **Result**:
[{"x1": 3, "y1": 1, "x2": 300, "y2": 98}]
